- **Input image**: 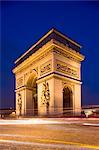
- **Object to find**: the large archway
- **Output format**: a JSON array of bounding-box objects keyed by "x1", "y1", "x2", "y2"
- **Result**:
[
  {"x1": 32, "y1": 79, "x2": 38, "y2": 116},
  {"x1": 26, "y1": 73, "x2": 38, "y2": 116},
  {"x1": 63, "y1": 87, "x2": 73, "y2": 115}
]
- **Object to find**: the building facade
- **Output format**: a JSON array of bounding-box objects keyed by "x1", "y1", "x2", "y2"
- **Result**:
[{"x1": 13, "y1": 28, "x2": 84, "y2": 116}]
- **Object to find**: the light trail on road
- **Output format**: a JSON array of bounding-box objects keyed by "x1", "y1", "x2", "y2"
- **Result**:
[
  {"x1": 83, "y1": 123, "x2": 99, "y2": 127},
  {"x1": 0, "y1": 119, "x2": 99, "y2": 127},
  {"x1": 0, "y1": 119, "x2": 60, "y2": 125},
  {"x1": 0, "y1": 119, "x2": 78, "y2": 125}
]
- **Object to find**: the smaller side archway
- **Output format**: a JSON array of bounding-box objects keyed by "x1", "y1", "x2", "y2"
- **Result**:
[{"x1": 63, "y1": 86, "x2": 73, "y2": 115}]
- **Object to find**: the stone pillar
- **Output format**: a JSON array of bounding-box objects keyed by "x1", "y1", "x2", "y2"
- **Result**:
[
  {"x1": 38, "y1": 82, "x2": 46, "y2": 116},
  {"x1": 54, "y1": 78, "x2": 63, "y2": 115},
  {"x1": 16, "y1": 87, "x2": 34, "y2": 116},
  {"x1": 25, "y1": 88, "x2": 33, "y2": 116},
  {"x1": 37, "y1": 78, "x2": 55, "y2": 116},
  {"x1": 16, "y1": 88, "x2": 26, "y2": 116},
  {"x1": 74, "y1": 83, "x2": 81, "y2": 115},
  {"x1": 48, "y1": 78, "x2": 55, "y2": 115},
  {"x1": 37, "y1": 77, "x2": 63, "y2": 116}
]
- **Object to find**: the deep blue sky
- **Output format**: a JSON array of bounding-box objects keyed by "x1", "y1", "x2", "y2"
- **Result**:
[{"x1": 0, "y1": 1, "x2": 99, "y2": 108}]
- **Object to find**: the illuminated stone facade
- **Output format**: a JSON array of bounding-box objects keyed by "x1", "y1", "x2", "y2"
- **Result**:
[{"x1": 13, "y1": 28, "x2": 84, "y2": 116}]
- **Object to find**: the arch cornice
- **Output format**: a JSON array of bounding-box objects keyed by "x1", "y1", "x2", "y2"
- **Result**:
[
  {"x1": 13, "y1": 39, "x2": 84, "y2": 75},
  {"x1": 37, "y1": 72, "x2": 82, "y2": 85},
  {"x1": 52, "y1": 39, "x2": 85, "y2": 62},
  {"x1": 15, "y1": 85, "x2": 33, "y2": 92},
  {"x1": 13, "y1": 40, "x2": 54, "y2": 74}
]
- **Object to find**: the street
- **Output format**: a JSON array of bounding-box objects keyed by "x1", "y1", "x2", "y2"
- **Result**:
[{"x1": 0, "y1": 118, "x2": 99, "y2": 150}]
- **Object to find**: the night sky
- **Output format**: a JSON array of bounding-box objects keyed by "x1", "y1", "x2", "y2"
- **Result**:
[{"x1": 1, "y1": 1, "x2": 99, "y2": 109}]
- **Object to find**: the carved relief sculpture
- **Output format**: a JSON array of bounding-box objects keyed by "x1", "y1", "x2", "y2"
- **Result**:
[
  {"x1": 16, "y1": 77, "x2": 23, "y2": 88},
  {"x1": 41, "y1": 81, "x2": 50, "y2": 114},
  {"x1": 56, "y1": 60, "x2": 79, "y2": 79},
  {"x1": 40, "y1": 60, "x2": 52, "y2": 76},
  {"x1": 17, "y1": 93, "x2": 22, "y2": 116}
]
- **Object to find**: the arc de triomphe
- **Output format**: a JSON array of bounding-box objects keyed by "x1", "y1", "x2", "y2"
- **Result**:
[{"x1": 13, "y1": 28, "x2": 84, "y2": 116}]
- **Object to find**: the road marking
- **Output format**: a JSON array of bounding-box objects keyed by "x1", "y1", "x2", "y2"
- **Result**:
[
  {"x1": 0, "y1": 138, "x2": 99, "y2": 149},
  {"x1": 35, "y1": 138, "x2": 99, "y2": 149},
  {"x1": 0, "y1": 139, "x2": 89, "y2": 149}
]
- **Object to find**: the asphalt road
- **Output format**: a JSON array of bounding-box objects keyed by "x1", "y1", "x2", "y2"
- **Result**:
[{"x1": 0, "y1": 118, "x2": 99, "y2": 150}]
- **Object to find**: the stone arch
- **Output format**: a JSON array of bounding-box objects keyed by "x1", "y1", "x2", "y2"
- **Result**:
[
  {"x1": 27, "y1": 75, "x2": 37, "y2": 87},
  {"x1": 63, "y1": 86, "x2": 73, "y2": 115},
  {"x1": 25, "y1": 70, "x2": 37, "y2": 87},
  {"x1": 26, "y1": 71, "x2": 38, "y2": 116}
]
